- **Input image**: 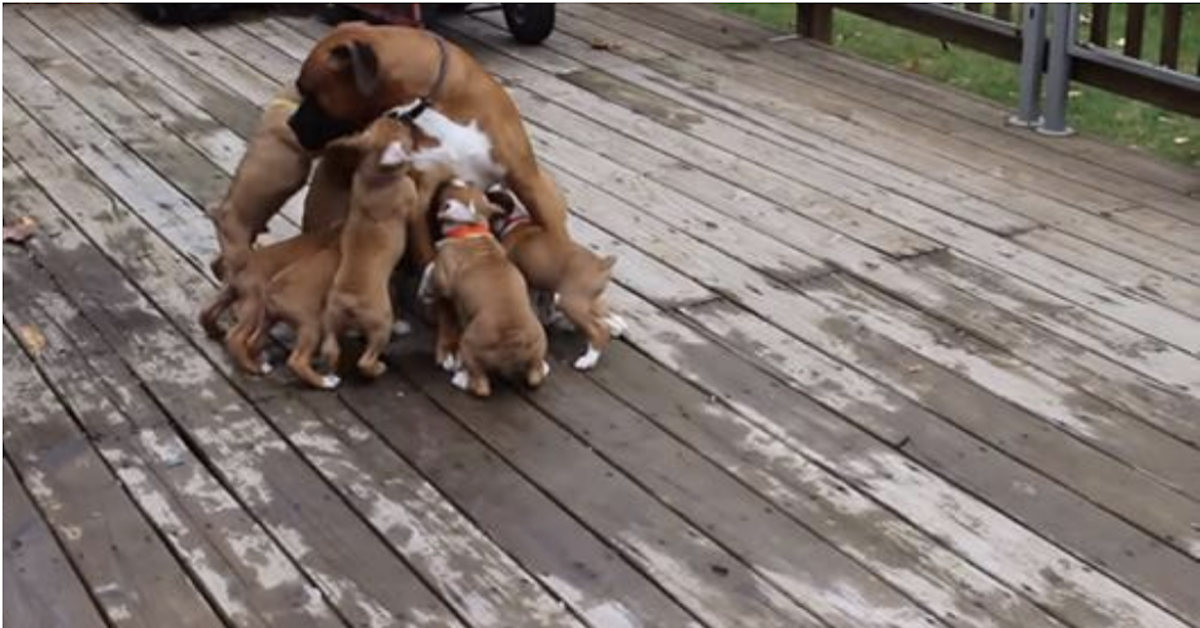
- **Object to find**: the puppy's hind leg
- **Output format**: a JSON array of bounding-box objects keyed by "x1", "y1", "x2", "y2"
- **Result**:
[
  {"x1": 559, "y1": 293, "x2": 611, "y2": 371},
  {"x1": 453, "y1": 346, "x2": 491, "y2": 398},
  {"x1": 200, "y1": 285, "x2": 236, "y2": 339},
  {"x1": 356, "y1": 319, "x2": 391, "y2": 379},
  {"x1": 290, "y1": 322, "x2": 340, "y2": 389}
]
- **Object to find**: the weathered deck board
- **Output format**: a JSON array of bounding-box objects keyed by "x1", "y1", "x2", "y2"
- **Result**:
[
  {"x1": 6, "y1": 5, "x2": 1200, "y2": 628},
  {"x1": 3, "y1": 458, "x2": 109, "y2": 628}
]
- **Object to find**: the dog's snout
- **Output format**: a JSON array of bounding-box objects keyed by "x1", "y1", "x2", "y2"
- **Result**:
[{"x1": 288, "y1": 98, "x2": 358, "y2": 151}]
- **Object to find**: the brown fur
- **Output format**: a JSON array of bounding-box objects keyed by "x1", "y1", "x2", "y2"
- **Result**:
[
  {"x1": 489, "y1": 189, "x2": 618, "y2": 369},
  {"x1": 431, "y1": 184, "x2": 548, "y2": 397},
  {"x1": 295, "y1": 22, "x2": 571, "y2": 242},
  {"x1": 320, "y1": 117, "x2": 420, "y2": 379}
]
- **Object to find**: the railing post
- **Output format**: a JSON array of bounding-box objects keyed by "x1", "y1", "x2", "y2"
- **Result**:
[
  {"x1": 796, "y1": 4, "x2": 834, "y2": 43},
  {"x1": 1038, "y1": 3, "x2": 1076, "y2": 136},
  {"x1": 1009, "y1": 3, "x2": 1046, "y2": 127}
]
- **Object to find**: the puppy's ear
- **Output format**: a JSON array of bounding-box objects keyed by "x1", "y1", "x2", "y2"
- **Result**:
[
  {"x1": 379, "y1": 140, "x2": 409, "y2": 166},
  {"x1": 329, "y1": 40, "x2": 379, "y2": 97}
]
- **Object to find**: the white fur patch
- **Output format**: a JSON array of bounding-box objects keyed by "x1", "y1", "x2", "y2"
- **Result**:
[
  {"x1": 573, "y1": 345, "x2": 601, "y2": 371},
  {"x1": 319, "y1": 375, "x2": 341, "y2": 390},
  {"x1": 418, "y1": 262, "x2": 437, "y2": 304},
  {"x1": 391, "y1": 319, "x2": 413, "y2": 336},
  {"x1": 439, "y1": 353, "x2": 461, "y2": 372},
  {"x1": 388, "y1": 102, "x2": 505, "y2": 186},
  {"x1": 451, "y1": 369, "x2": 470, "y2": 391},
  {"x1": 259, "y1": 362, "x2": 274, "y2": 375},
  {"x1": 439, "y1": 199, "x2": 478, "y2": 225},
  {"x1": 603, "y1": 314, "x2": 629, "y2": 338}
]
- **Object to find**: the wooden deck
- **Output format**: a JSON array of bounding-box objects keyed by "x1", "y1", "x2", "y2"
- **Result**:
[{"x1": 4, "y1": 4, "x2": 1200, "y2": 627}]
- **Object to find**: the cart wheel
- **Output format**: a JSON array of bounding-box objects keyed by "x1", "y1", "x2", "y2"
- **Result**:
[
  {"x1": 502, "y1": 4, "x2": 555, "y2": 44},
  {"x1": 436, "y1": 4, "x2": 471, "y2": 14}
]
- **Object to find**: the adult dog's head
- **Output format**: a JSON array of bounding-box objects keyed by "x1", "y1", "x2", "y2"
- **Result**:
[{"x1": 290, "y1": 22, "x2": 440, "y2": 151}]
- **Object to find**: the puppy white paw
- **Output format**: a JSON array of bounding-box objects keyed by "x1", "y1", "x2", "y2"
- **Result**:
[
  {"x1": 573, "y1": 345, "x2": 601, "y2": 371},
  {"x1": 439, "y1": 353, "x2": 461, "y2": 372},
  {"x1": 391, "y1": 319, "x2": 413, "y2": 336},
  {"x1": 603, "y1": 314, "x2": 629, "y2": 338},
  {"x1": 541, "y1": 360, "x2": 551, "y2": 377},
  {"x1": 450, "y1": 369, "x2": 470, "y2": 391},
  {"x1": 259, "y1": 361, "x2": 274, "y2": 375},
  {"x1": 319, "y1": 374, "x2": 341, "y2": 390}
]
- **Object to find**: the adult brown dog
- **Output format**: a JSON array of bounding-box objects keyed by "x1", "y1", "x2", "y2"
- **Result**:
[{"x1": 289, "y1": 22, "x2": 570, "y2": 263}]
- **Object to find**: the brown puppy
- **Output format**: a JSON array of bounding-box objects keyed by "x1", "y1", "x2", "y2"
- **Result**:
[
  {"x1": 210, "y1": 87, "x2": 314, "y2": 281},
  {"x1": 199, "y1": 227, "x2": 340, "y2": 376},
  {"x1": 320, "y1": 116, "x2": 420, "y2": 379},
  {"x1": 291, "y1": 22, "x2": 571, "y2": 263},
  {"x1": 487, "y1": 187, "x2": 624, "y2": 370},
  {"x1": 430, "y1": 181, "x2": 548, "y2": 397},
  {"x1": 264, "y1": 241, "x2": 343, "y2": 389}
]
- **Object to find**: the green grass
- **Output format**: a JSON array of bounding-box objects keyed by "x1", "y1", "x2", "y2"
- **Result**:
[{"x1": 719, "y1": 3, "x2": 1199, "y2": 168}]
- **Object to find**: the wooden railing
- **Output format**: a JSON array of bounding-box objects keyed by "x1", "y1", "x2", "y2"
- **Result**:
[{"x1": 796, "y1": 4, "x2": 1200, "y2": 119}]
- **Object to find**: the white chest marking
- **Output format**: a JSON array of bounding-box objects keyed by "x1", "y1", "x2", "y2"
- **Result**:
[{"x1": 391, "y1": 102, "x2": 505, "y2": 186}]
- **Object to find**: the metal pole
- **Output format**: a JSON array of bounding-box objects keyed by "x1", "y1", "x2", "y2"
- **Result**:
[
  {"x1": 1009, "y1": 3, "x2": 1046, "y2": 128},
  {"x1": 1039, "y1": 3, "x2": 1076, "y2": 136}
]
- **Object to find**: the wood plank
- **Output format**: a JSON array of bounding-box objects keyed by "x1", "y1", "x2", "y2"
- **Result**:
[
  {"x1": 2, "y1": 332, "x2": 224, "y2": 628},
  {"x1": 643, "y1": 4, "x2": 1200, "y2": 202},
  {"x1": 561, "y1": 342, "x2": 1064, "y2": 628},
  {"x1": 1110, "y1": 206, "x2": 1200, "y2": 255},
  {"x1": 334, "y1": 368, "x2": 710, "y2": 628},
  {"x1": 437, "y1": 17, "x2": 1200, "y2": 355},
  {"x1": 3, "y1": 97, "x2": 588, "y2": 628},
  {"x1": 800, "y1": 274, "x2": 1200, "y2": 502},
  {"x1": 70, "y1": 4, "x2": 262, "y2": 137},
  {"x1": 1015, "y1": 228, "x2": 1200, "y2": 318},
  {"x1": 446, "y1": 22, "x2": 945, "y2": 259},
  {"x1": 481, "y1": 7, "x2": 1043, "y2": 237},
  {"x1": 103, "y1": 6, "x2": 281, "y2": 102},
  {"x1": 907, "y1": 251, "x2": 1200, "y2": 398},
  {"x1": 396, "y1": 358, "x2": 830, "y2": 628},
  {"x1": 3, "y1": 248, "x2": 340, "y2": 628},
  {"x1": 3, "y1": 457, "x2": 109, "y2": 628},
  {"x1": 539, "y1": 6, "x2": 1200, "y2": 283},
  {"x1": 197, "y1": 19, "x2": 300, "y2": 84},
  {"x1": 669, "y1": 296, "x2": 1200, "y2": 619},
  {"x1": 601, "y1": 286, "x2": 1192, "y2": 628},
  {"x1": 514, "y1": 350, "x2": 951, "y2": 628},
  {"x1": 3, "y1": 97, "x2": 467, "y2": 628}
]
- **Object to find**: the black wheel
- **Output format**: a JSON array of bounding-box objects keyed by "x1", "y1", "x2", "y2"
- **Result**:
[
  {"x1": 502, "y1": 3, "x2": 555, "y2": 45},
  {"x1": 130, "y1": 3, "x2": 238, "y2": 25},
  {"x1": 436, "y1": 4, "x2": 471, "y2": 14}
]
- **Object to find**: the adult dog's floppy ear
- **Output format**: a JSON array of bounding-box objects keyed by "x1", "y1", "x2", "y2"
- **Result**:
[{"x1": 329, "y1": 40, "x2": 379, "y2": 97}]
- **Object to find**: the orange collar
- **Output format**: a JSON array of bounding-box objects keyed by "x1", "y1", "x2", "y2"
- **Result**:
[{"x1": 442, "y1": 223, "x2": 492, "y2": 241}]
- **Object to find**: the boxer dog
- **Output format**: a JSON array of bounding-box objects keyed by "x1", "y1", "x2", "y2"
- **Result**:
[
  {"x1": 430, "y1": 180, "x2": 549, "y2": 397},
  {"x1": 289, "y1": 22, "x2": 571, "y2": 267},
  {"x1": 487, "y1": 187, "x2": 624, "y2": 370},
  {"x1": 319, "y1": 116, "x2": 420, "y2": 380}
]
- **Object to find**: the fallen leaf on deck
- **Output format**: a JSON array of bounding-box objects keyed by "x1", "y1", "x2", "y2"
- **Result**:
[
  {"x1": 3, "y1": 216, "x2": 38, "y2": 244},
  {"x1": 589, "y1": 38, "x2": 618, "y2": 50},
  {"x1": 17, "y1": 324, "x2": 47, "y2": 356}
]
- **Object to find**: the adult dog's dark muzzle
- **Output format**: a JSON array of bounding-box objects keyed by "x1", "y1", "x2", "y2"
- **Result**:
[{"x1": 288, "y1": 98, "x2": 361, "y2": 151}]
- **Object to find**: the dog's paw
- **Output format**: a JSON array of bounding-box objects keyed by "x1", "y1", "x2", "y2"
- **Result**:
[
  {"x1": 259, "y1": 361, "x2": 274, "y2": 376},
  {"x1": 450, "y1": 369, "x2": 470, "y2": 391},
  {"x1": 603, "y1": 314, "x2": 629, "y2": 338},
  {"x1": 391, "y1": 319, "x2": 413, "y2": 337},
  {"x1": 319, "y1": 374, "x2": 341, "y2": 390},
  {"x1": 573, "y1": 345, "x2": 601, "y2": 371},
  {"x1": 541, "y1": 360, "x2": 551, "y2": 377},
  {"x1": 439, "y1": 353, "x2": 461, "y2": 372}
]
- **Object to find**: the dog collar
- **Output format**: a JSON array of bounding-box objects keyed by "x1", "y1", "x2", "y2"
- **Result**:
[
  {"x1": 386, "y1": 34, "x2": 449, "y2": 124},
  {"x1": 441, "y1": 223, "x2": 491, "y2": 242}
]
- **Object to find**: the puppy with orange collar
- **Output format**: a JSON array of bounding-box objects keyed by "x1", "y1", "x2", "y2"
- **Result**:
[
  {"x1": 320, "y1": 116, "x2": 421, "y2": 380},
  {"x1": 430, "y1": 181, "x2": 549, "y2": 397},
  {"x1": 487, "y1": 187, "x2": 624, "y2": 370}
]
